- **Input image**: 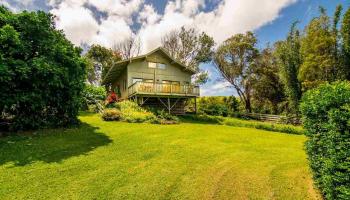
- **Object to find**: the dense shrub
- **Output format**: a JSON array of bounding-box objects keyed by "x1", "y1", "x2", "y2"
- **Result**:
[
  {"x1": 102, "y1": 109, "x2": 121, "y2": 121},
  {"x1": 102, "y1": 101, "x2": 155, "y2": 123},
  {"x1": 195, "y1": 96, "x2": 239, "y2": 116},
  {"x1": 81, "y1": 84, "x2": 106, "y2": 113},
  {"x1": 300, "y1": 81, "x2": 350, "y2": 200},
  {"x1": 0, "y1": 7, "x2": 86, "y2": 131},
  {"x1": 148, "y1": 109, "x2": 179, "y2": 124}
]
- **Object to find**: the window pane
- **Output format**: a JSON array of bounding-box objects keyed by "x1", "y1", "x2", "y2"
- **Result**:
[
  {"x1": 148, "y1": 62, "x2": 157, "y2": 68},
  {"x1": 157, "y1": 63, "x2": 166, "y2": 69}
]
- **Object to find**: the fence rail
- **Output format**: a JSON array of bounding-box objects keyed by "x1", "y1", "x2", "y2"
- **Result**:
[
  {"x1": 240, "y1": 113, "x2": 301, "y2": 124},
  {"x1": 128, "y1": 81, "x2": 200, "y2": 97},
  {"x1": 241, "y1": 113, "x2": 283, "y2": 122}
]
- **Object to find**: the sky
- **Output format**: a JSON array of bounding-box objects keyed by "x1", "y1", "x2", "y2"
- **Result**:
[{"x1": 1, "y1": 0, "x2": 349, "y2": 96}]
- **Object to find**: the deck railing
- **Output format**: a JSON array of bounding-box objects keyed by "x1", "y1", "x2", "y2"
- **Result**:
[{"x1": 128, "y1": 81, "x2": 199, "y2": 97}]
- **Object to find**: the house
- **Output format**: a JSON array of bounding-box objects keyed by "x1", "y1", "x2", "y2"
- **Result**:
[{"x1": 102, "y1": 47, "x2": 199, "y2": 114}]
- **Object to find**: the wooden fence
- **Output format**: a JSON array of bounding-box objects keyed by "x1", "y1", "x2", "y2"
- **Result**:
[{"x1": 240, "y1": 113, "x2": 301, "y2": 124}]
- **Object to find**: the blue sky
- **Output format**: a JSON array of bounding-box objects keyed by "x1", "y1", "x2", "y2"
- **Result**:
[{"x1": 1, "y1": 0, "x2": 349, "y2": 96}]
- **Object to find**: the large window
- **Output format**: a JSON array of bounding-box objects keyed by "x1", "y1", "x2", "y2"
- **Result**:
[{"x1": 148, "y1": 62, "x2": 166, "y2": 69}]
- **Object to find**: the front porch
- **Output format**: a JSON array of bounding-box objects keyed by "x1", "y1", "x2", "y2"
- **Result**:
[
  {"x1": 127, "y1": 82, "x2": 200, "y2": 98},
  {"x1": 127, "y1": 82, "x2": 199, "y2": 114}
]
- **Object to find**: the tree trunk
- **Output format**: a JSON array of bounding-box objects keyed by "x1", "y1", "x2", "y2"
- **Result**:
[{"x1": 245, "y1": 98, "x2": 252, "y2": 113}]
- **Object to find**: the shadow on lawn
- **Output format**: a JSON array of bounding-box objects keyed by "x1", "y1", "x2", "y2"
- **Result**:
[{"x1": 0, "y1": 123, "x2": 112, "y2": 166}]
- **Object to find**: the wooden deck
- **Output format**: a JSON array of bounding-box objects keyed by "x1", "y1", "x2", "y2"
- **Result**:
[{"x1": 128, "y1": 82, "x2": 200, "y2": 97}]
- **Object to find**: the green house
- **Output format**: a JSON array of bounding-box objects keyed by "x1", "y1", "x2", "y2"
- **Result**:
[{"x1": 102, "y1": 47, "x2": 199, "y2": 114}]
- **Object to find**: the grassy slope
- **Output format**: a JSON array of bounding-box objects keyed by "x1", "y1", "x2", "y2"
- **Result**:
[{"x1": 0, "y1": 113, "x2": 319, "y2": 200}]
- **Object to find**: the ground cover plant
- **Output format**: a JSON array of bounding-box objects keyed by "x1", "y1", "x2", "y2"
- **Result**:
[{"x1": 0, "y1": 113, "x2": 319, "y2": 199}]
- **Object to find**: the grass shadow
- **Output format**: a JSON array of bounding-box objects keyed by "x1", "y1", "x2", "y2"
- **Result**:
[{"x1": 0, "y1": 123, "x2": 112, "y2": 166}]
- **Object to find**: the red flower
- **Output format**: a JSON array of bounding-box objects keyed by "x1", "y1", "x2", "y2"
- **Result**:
[{"x1": 107, "y1": 92, "x2": 117, "y2": 103}]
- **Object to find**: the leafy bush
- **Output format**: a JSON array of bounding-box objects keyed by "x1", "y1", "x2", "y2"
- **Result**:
[
  {"x1": 182, "y1": 114, "x2": 304, "y2": 134},
  {"x1": 300, "y1": 81, "x2": 350, "y2": 200},
  {"x1": 102, "y1": 101, "x2": 156, "y2": 123},
  {"x1": 195, "y1": 96, "x2": 239, "y2": 116},
  {"x1": 81, "y1": 84, "x2": 106, "y2": 113},
  {"x1": 102, "y1": 109, "x2": 121, "y2": 121},
  {"x1": 149, "y1": 109, "x2": 179, "y2": 124},
  {"x1": 0, "y1": 8, "x2": 86, "y2": 131}
]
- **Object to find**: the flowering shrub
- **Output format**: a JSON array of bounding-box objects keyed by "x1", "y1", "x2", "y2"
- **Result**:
[{"x1": 102, "y1": 101, "x2": 156, "y2": 123}]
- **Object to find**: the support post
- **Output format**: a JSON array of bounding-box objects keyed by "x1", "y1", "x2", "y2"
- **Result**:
[
  {"x1": 168, "y1": 97, "x2": 171, "y2": 114},
  {"x1": 194, "y1": 97, "x2": 197, "y2": 114}
]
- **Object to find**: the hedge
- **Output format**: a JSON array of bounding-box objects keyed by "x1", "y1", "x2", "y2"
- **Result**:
[{"x1": 300, "y1": 81, "x2": 350, "y2": 200}]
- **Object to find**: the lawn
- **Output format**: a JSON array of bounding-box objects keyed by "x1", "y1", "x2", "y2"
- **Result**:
[{"x1": 0, "y1": 113, "x2": 320, "y2": 200}]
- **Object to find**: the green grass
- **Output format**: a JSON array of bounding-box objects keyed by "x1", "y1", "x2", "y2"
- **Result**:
[{"x1": 0, "y1": 113, "x2": 319, "y2": 200}]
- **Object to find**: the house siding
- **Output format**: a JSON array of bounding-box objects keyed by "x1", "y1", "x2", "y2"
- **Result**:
[{"x1": 128, "y1": 51, "x2": 192, "y2": 86}]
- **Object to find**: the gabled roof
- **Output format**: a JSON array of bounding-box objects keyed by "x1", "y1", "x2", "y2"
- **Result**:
[{"x1": 102, "y1": 47, "x2": 195, "y2": 85}]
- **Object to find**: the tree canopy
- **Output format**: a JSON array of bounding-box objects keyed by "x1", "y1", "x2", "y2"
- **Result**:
[
  {"x1": 162, "y1": 27, "x2": 214, "y2": 84},
  {"x1": 213, "y1": 32, "x2": 259, "y2": 112},
  {"x1": 85, "y1": 44, "x2": 121, "y2": 86},
  {"x1": 0, "y1": 6, "x2": 86, "y2": 131}
]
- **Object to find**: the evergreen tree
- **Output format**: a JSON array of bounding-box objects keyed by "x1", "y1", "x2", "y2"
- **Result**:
[
  {"x1": 274, "y1": 23, "x2": 302, "y2": 115},
  {"x1": 341, "y1": 6, "x2": 350, "y2": 80},
  {"x1": 299, "y1": 7, "x2": 337, "y2": 88}
]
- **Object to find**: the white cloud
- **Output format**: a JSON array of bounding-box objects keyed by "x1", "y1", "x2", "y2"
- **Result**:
[
  {"x1": 1, "y1": 0, "x2": 297, "y2": 49},
  {"x1": 48, "y1": 0, "x2": 142, "y2": 46},
  {"x1": 136, "y1": 0, "x2": 297, "y2": 52},
  {"x1": 88, "y1": 0, "x2": 143, "y2": 21},
  {"x1": 51, "y1": 1, "x2": 99, "y2": 45},
  {"x1": 92, "y1": 16, "x2": 133, "y2": 48}
]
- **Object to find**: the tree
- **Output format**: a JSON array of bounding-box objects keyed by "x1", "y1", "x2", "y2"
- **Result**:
[
  {"x1": 299, "y1": 7, "x2": 338, "y2": 87},
  {"x1": 162, "y1": 27, "x2": 215, "y2": 84},
  {"x1": 341, "y1": 6, "x2": 350, "y2": 80},
  {"x1": 274, "y1": 23, "x2": 302, "y2": 115},
  {"x1": 86, "y1": 44, "x2": 121, "y2": 86},
  {"x1": 0, "y1": 7, "x2": 86, "y2": 131},
  {"x1": 113, "y1": 35, "x2": 141, "y2": 60},
  {"x1": 213, "y1": 32, "x2": 259, "y2": 112},
  {"x1": 252, "y1": 46, "x2": 285, "y2": 114},
  {"x1": 333, "y1": 5, "x2": 342, "y2": 59}
]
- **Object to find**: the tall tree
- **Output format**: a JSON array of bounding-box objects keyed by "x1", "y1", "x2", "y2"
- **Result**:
[
  {"x1": 213, "y1": 32, "x2": 259, "y2": 112},
  {"x1": 274, "y1": 22, "x2": 302, "y2": 114},
  {"x1": 0, "y1": 7, "x2": 86, "y2": 130},
  {"x1": 252, "y1": 46, "x2": 285, "y2": 114},
  {"x1": 86, "y1": 44, "x2": 121, "y2": 86},
  {"x1": 299, "y1": 7, "x2": 337, "y2": 87},
  {"x1": 113, "y1": 35, "x2": 141, "y2": 59},
  {"x1": 162, "y1": 26, "x2": 214, "y2": 84},
  {"x1": 341, "y1": 6, "x2": 350, "y2": 80}
]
